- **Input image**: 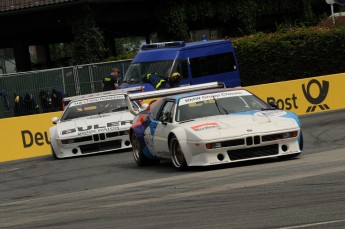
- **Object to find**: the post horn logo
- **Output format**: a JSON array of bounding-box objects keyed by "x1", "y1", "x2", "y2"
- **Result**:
[{"x1": 302, "y1": 79, "x2": 330, "y2": 113}]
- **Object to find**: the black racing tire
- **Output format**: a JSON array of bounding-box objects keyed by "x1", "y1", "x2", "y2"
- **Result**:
[
  {"x1": 170, "y1": 136, "x2": 188, "y2": 170},
  {"x1": 131, "y1": 133, "x2": 150, "y2": 166}
]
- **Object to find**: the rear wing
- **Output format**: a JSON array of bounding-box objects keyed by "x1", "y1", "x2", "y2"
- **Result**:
[
  {"x1": 63, "y1": 86, "x2": 143, "y2": 109},
  {"x1": 125, "y1": 82, "x2": 225, "y2": 115}
]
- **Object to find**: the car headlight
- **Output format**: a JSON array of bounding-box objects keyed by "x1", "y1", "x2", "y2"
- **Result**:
[
  {"x1": 61, "y1": 139, "x2": 76, "y2": 144},
  {"x1": 206, "y1": 142, "x2": 222, "y2": 149},
  {"x1": 281, "y1": 131, "x2": 298, "y2": 139}
]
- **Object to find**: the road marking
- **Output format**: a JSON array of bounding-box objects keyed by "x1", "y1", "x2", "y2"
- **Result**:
[{"x1": 278, "y1": 219, "x2": 345, "y2": 228}]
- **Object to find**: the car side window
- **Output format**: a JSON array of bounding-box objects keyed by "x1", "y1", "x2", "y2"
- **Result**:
[
  {"x1": 150, "y1": 99, "x2": 165, "y2": 119},
  {"x1": 158, "y1": 101, "x2": 175, "y2": 123}
]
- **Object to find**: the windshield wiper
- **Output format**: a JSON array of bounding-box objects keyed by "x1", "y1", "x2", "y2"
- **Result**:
[
  {"x1": 261, "y1": 107, "x2": 276, "y2": 111},
  {"x1": 213, "y1": 96, "x2": 228, "y2": 115},
  {"x1": 111, "y1": 106, "x2": 128, "y2": 112},
  {"x1": 98, "y1": 108, "x2": 112, "y2": 115}
]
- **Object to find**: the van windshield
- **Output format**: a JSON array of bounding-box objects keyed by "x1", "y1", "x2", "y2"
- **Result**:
[{"x1": 122, "y1": 61, "x2": 174, "y2": 85}]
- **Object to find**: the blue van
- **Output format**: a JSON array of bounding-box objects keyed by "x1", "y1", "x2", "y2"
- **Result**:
[{"x1": 119, "y1": 39, "x2": 240, "y2": 91}]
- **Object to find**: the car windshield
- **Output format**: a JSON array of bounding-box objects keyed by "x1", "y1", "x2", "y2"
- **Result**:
[
  {"x1": 176, "y1": 90, "x2": 268, "y2": 122},
  {"x1": 121, "y1": 61, "x2": 174, "y2": 85},
  {"x1": 60, "y1": 95, "x2": 137, "y2": 121}
]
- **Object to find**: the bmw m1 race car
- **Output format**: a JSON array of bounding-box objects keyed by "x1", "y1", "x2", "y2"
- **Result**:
[
  {"x1": 126, "y1": 83, "x2": 303, "y2": 170},
  {"x1": 49, "y1": 89, "x2": 142, "y2": 159}
]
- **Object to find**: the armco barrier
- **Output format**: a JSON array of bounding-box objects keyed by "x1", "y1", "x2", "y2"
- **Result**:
[{"x1": 1, "y1": 73, "x2": 344, "y2": 163}]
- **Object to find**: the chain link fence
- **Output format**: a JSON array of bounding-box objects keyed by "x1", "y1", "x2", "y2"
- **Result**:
[{"x1": 0, "y1": 59, "x2": 132, "y2": 119}]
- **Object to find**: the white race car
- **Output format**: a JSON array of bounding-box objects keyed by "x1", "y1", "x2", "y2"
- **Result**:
[
  {"x1": 49, "y1": 90, "x2": 142, "y2": 159},
  {"x1": 126, "y1": 83, "x2": 303, "y2": 170}
]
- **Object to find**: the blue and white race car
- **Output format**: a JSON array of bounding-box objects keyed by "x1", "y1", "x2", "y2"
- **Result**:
[{"x1": 126, "y1": 83, "x2": 303, "y2": 170}]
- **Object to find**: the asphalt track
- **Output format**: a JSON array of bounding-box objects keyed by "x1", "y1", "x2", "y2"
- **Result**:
[{"x1": 0, "y1": 109, "x2": 345, "y2": 229}]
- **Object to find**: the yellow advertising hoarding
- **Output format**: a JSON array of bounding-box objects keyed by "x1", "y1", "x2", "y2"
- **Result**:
[
  {"x1": 0, "y1": 111, "x2": 62, "y2": 162},
  {"x1": 0, "y1": 73, "x2": 344, "y2": 163},
  {"x1": 245, "y1": 73, "x2": 345, "y2": 115}
]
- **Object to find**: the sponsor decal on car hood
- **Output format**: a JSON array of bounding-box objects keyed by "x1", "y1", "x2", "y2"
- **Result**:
[
  {"x1": 57, "y1": 112, "x2": 133, "y2": 137},
  {"x1": 184, "y1": 110, "x2": 298, "y2": 139}
]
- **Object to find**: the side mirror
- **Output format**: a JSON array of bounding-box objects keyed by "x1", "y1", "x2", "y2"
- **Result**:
[
  {"x1": 52, "y1": 117, "x2": 59, "y2": 124},
  {"x1": 268, "y1": 101, "x2": 278, "y2": 109},
  {"x1": 160, "y1": 115, "x2": 168, "y2": 125}
]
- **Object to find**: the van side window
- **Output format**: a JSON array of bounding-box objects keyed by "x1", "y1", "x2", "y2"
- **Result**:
[{"x1": 189, "y1": 52, "x2": 237, "y2": 78}]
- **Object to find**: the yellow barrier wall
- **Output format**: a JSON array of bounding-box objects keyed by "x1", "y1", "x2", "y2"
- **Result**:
[
  {"x1": 1, "y1": 73, "x2": 345, "y2": 163},
  {"x1": 0, "y1": 111, "x2": 62, "y2": 162},
  {"x1": 246, "y1": 73, "x2": 345, "y2": 115}
]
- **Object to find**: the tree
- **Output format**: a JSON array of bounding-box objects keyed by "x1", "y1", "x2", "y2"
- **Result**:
[
  {"x1": 70, "y1": 5, "x2": 106, "y2": 65},
  {"x1": 155, "y1": 0, "x2": 329, "y2": 40}
]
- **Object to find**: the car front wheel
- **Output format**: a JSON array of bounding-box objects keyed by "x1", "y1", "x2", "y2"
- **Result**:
[
  {"x1": 170, "y1": 136, "x2": 188, "y2": 170},
  {"x1": 51, "y1": 146, "x2": 59, "y2": 159}
]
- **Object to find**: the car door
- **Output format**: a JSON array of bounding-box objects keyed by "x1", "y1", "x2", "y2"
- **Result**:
[{"x1": 152, "y1": 100, "x2": 176, "y2": 158}]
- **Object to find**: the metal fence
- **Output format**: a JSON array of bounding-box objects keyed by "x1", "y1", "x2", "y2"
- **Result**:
[{"x1": 0, "y1": 59, "x2": 132, "y2": 119}]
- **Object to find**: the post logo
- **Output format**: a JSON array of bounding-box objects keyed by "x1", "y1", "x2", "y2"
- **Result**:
[{"x1": 302, "y1": 79, "x2": 330, "y2": 113}]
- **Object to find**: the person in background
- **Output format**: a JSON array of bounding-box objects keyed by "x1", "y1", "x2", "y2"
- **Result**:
[
  {"x1": 14, "y1": 94, "x2": 25, "y2": 116},
  {"x1": 168, "y1": 72, "x2": 182, "y2": 88},
  {"x1": 103, "y1": 67, "x2": 121, "y2": 91},
  {"x1": 51, "y1": 88, "x2": 66, "y2": 111},
  {"x1": 144, "y1": 72, "x2": 182, "y2": 90},
  {"x1": 39, "y1": 90, "x2": 53, "y2": 113},
  {"x1": 144, "y1": 73, "x2": 167, "y2": 90},
  {"x1": 23, "y1": 93, "x2": 40, "y2": 115}
]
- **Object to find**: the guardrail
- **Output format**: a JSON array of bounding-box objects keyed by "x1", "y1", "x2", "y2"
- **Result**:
[{"x1": 0, "y1": 59, "x2": 132, "y2": 119}]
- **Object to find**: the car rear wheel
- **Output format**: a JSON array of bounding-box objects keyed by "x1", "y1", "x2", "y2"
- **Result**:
[
  {"x1": 131, "y1": 133, "x2": 149, "y2": 166},
  {"x1": 170, "y1": 136, "x2": 188, "y2": 170}
]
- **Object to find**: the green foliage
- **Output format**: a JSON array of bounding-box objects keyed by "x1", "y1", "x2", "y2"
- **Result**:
[
  {"x1": 115, "y1": 37, "x2": 142, "y2": 55},
  {"x1": 232, "y1": 25, "x2": 345, "y2": 86},
  {"x1": 70, "y1": 6, "x2": 106, "y2": 65},
  {"x1": 156, "y1": 1, "x2": 189, "y2": 40},
  {"x1": 156, "y1": 0, "x2": 259, "y2": 39},
  {"x1": 155, "y1": 0, "x2": 328, "y2": 40},
  {"x1": 50, "y1": 43, "x2": 73, "y2": 61},
  {"x1": 105, "y1": 37, "x2": 142, "y2": 61},
  {"x1": 105, "y1": 51, "x2": 137, "y2": 61}
]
